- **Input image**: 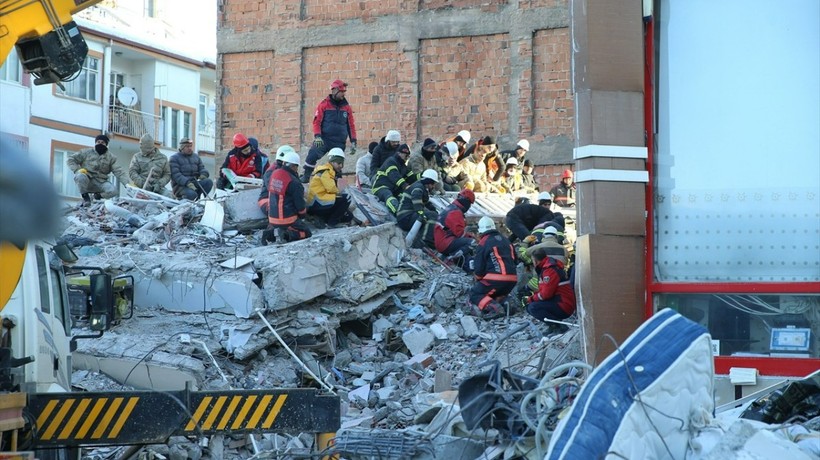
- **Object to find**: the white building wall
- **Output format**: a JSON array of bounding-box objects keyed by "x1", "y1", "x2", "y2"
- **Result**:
[{"x1": 0, "y1": 80, "x2": 30, "y2": 137}]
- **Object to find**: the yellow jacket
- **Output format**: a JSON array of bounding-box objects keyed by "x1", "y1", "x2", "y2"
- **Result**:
[{"x1": 307, "y1": 163, "x2": 339, "y2": 206}]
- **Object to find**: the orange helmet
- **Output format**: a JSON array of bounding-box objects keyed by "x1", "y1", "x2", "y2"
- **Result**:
[
  {"x1": 330, "y1": 79, "x2": 348, "y2": 91},
  {"x1": 561, "y1": 169, "x2": 573, "y2": 179},
  {"x1": 233, "y1": 133, "x2": 250, "y2": 148},
  {"x1": 458, "y1": 189, "x2": 475, "y2": 204}
]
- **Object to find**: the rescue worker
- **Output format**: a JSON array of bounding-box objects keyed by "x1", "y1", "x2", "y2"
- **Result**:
[
  {"x1": 550, "y1": 169, "x2": 576, "y2": 207},
  {"x1": 449, "y1": 130, "x2": 471, "y2": 161},
  {"x1": 516, "y1": 225, "x2": 568, "y2": 270},
  {"x1": 372, "y1": 143, "x2": 416, "y2": 214},
  {"x1": 408, "y1": 138, "x2": 443, "y2": 194},
  {"x1": 248, "y1": 137, "x2": 270, "y2": 172},
  {"x1": 504, "y1": 191, "x2": 564, "y2": 242},
  {"x1": 258, "y1": 145, "x2": 295, "y2": 216},
  {"x1": 217, "y1": 133, "x2": 265, "y2": 190},
  {"x1": 307, "y1": 148, "x2": 353, "y2": 228},
  {"x1": 129, "y1": 133, "x2": 171, "y2": 196},
  {"x1": 67, "y1": 134, "x2": 129, "y2": 206},
  {"x1": 370, "y1": 129, "x2": 401, "y2": 178},
  {"x1": 501, "y1": 139, "x2": 530, "y2": 168},
  {"x1": 439, "y1": 141, "x2": 468, "y2": 192},
  {"x1": 524, "y1": 247, "x2": 576, "y2": 331},
  {"x1": 356, "y1": 141, "x2": 379, "y2": 190},
  {"x1": 302, "y1": 79, "x2": 357, "y2": 182},
  {"x1": 460, "y1": 136, "x2": 498, "y2": 192},
  {"x1": 521, "y1": 159, "x2": 539, "y2": 192},
  {"x1": 395, "y1": 169, "x2": 440, "y2": 248},
  {"x1": 265, "y1": 150, "x2": 311, "y2": 244},
  {"x1": 170, "y1": 137, "x2": 212, "y2": 200},
  {"x1": 502, "y1": 157, "x2": 522, "y2": 192},
  {"x1": 469, "y1": 216, "x2": 518, "y2": 320},
  {"x1": 434, "y1": 189, "x2": 476, "y2": 271},
  {"x1": 481, "y1": 137, "x2": 505, "y2": 183}
]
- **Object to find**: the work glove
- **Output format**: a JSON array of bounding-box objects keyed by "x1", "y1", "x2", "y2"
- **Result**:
[
  {"x1": 77, "y1": 168, "x2": 88, "y2": 175},
  {"x1": 349, "y1": 142, "x2": 357, "y2": 155},
  {"x1": 520, "y1": 296, "x2": 529, "y2": 310},
  {"x1": 527, "y1": 275, "x2": 539, "y2": 292},
  {"x1": 523, "y1": 234, "x2": 537, "y2": 245},
  {"x1": 198, "y1": 174, "x2": 208, "y2": 180},
  {"x1": 187, "y1": 180, "x2": 197, "y2": 191},
  {"x1": 313, "y1": 135, "x2": 324, "y2": 148},
  {"x1": 516, "y1": 245, "x2": 532, "y2": 266}
]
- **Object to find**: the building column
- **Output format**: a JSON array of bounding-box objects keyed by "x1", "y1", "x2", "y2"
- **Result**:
[{"x1": 570, "y1": 0, "x2": 647, "y2": 364}]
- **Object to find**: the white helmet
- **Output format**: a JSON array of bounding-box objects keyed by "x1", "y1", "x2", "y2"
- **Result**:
[
  {"x1": 276, "y1": 145, "x2": 295, "y2": 160},
  {"x1": 457, "y1": 130, "x2": 471, "y2": 144},
  {"x1": 282, "y1": 151, "x2": 301, "y2": 166},
  {"x1": 386, "y1": 130, "x2": 401, "y2": 142},
  {"x1": 478, "y1": 216, "x2": 496, "y2": 234},
  {"x1": 544, "y1": 226, "x2": 558, "y2": 236},
  {"x1": 505, "y1": 157, "x2": 519, "y2": 165},
  {"x1": 538, "y1": 191, "x2": 553, "y2": 202},
  {"x1": 421, "y1": 169, "x2": 439, "y2": 183},
  {"x1": 327, "y1": 148, "x2": 345, "y2": 160},
  {"x1": 445, "y1": 141, "x2": 459, "y2": 158},
  {"x1": 517, "y1": 139, "x2": 530, "y2": 151}
]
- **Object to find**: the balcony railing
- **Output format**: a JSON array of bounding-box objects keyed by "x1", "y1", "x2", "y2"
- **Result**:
[
  {"x1": 197, "y1": 130, "x2": 216, "y2": 152},
  {"x1": 108, "y1": 106, "x2": 163, "y2": 140}
]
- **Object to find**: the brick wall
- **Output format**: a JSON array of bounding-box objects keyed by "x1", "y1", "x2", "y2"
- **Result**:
[{"x1": 218, "y1": 2, "x2": 574, "y2": 168}]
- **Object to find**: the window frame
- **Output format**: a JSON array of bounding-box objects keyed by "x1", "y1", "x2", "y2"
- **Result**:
[{"x1": 54, "y1": 52, "x2": 103, "y2": 104}]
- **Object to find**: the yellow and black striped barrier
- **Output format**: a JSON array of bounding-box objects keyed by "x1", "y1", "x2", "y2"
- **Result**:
[{"x1": 28, "y1": 389, "x2": 339, "y2": 447}]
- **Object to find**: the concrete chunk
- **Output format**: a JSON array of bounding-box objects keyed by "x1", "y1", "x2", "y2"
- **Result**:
[
  {"x1": 402, "y1": 326, "x2": 435, "y2": 357},
  {"x1": 460, "y1": 316, "x2": 480, "y2": 337},
  {"x1": 222, "y1": 188, "x2": 266, "y2": 230}
]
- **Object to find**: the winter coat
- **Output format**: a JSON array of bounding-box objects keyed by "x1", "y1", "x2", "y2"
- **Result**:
[
  {"x1": 356, "y1": 152, "x2": 372, "y2": 187},
  {"x1": 407, "y1": 151, "x2": 443, "y2": 193},
  {"x1": 372, "y1": 153, "x2": 417, "y2": 197},
  {"x1": 396, "y1": 181, "x2": 433, "y2": 221},
  {"x1": 313, "y1": 95, "x2": 357, "y2": 146},
  {"x1": 550, "y1": 182, "x2": 576, "y2": 207},
  {"x1": 129, "y1": 147, "x2": 171, "y2": 193},
  {"x1": 370, "y1": 136, "x2": 399, "y2": 177},
  {"x1": 220, "y1": 148, "x2": 265, "y2": 179},
  {"x1": 473, "y1": 230, "x2": 517, "y2": 282},
  {"x1": 529, "y1": 256, "x2": 576, "y2": 315},
  {"x1": 267, "y1": 166, "x2": 307, "y2": 226},
  {"x1": 67, "y1": 148, "x2": 128, "y2": 184},
  {"x1": 170, "y1": 151, "x2": 208, "y2": 196},
  {"x1": 307, "y1": 163, "x2": 340, "y2": 207},
  {"x1": 434, "y1": 197, "x2": 471, "y2": 253},
  {"x1": 521, "y1": 172, "x2": 539, "y2": 192},
  {"x1": 460, "y1": 155, "x2": 493, "y2": 192},
  {"x1": 506, "y1": 203, "x2": 555, "y2": 229}
]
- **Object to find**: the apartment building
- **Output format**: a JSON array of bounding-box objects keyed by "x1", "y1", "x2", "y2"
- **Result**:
[{"x1": 0, "y1": 0, "x2": 217, "y2": 202}]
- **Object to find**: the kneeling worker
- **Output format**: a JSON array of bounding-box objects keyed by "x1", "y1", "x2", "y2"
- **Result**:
[
  {"x1": 468, "y1": 217, "x2": 518, "y2": 319},
  {"x1": 307, "y1": 148, "x2": 353, "y2": 228},
  {"x1": 263, "y1": 150, "x2": 312, "y2": 244}
]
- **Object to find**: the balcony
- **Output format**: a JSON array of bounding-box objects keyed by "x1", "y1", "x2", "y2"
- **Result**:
[
  {"x1": 197, "y1": 129, "x2": 216, "y2": 152},
  {"x1": 108, "y1": 106, "x2": 163, "y2": 141}
]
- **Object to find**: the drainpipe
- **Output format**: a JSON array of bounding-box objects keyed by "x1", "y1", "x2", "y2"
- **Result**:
[{"x1": 102, "y1": 40, "x2": 113, "y2": 137}]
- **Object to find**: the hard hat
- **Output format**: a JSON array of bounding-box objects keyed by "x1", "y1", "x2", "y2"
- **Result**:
[
  {"x1": 330, "y1": 79, "x2": 348, "y2": 91},
  {"x1": 446, "y1": 141, "x2": 459, "y2": 158},
  {"x1": 505, "y1": 157, "x2": 519, "y2": 166},
  {"x1": 544, "y1": 226, "x2": 558, "y2": 236},
  {"x1": 421, "y1": 169, "x2": 439, "y2": 183},
  {"x1": 282, "y1": 151, "x2": 300, "y2": 166},
  {"x1": 538, "y1": 191, "x2": 553, "y2": 202},
  {"x1": 458, "y1": 189, "x2": 475, "y2": 204},
  {"x1": 478, "y1": 216, "x2": 496, "y2": 234},
  {"x1": 233, "y1": 133, "x2": 250, "y2": 148},
  {"x1": 327, "y1": 148, "x2": 345, "y2": 161},
  {"x1": 386, "y1": 130, "x2": 401, "y2": 142},
  {"x1": 561, "y1": 169, "x2": 573, "y2": 179},
  {"x1": 276, "y1": 145, "x2": 295, "y2": 160},
  {"x1": 457, "y1": 130, "x2": 471, "y2": 144},
  {"x1": 517, "y1": 139, "x2": 530, "y2": 151}
]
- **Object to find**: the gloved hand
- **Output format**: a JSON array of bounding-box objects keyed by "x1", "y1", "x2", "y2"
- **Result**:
[
  {"x1": 520, "y1": 296, "x2": 529, "y2": 310},
  {"x1": 527, "y1": 275, "x2": 539, "y2": 292},
  {"x1": 198, "y1": 174, "x2": 208, "y2": 180},
  {"x1": 77, "y1": 168, "x2": 88, "y2": 175},
  {"x1": 313, "y1": 135, "x2": 324, "y2": 148},
  {"x1": 523, "y1": 234, "x2": 537, "y2": 245},
  {"x1": 187, "y1": 180, "x2": 197, "y2": 191},
  {"x1": 349, "y1": 142, "x2": 357, "y2": 155},
  {"x1": 516, "y1": 245, "x2": 533, "y2": 265}
]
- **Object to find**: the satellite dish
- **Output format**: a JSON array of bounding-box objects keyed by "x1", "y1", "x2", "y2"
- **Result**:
[
  {"x1": 117, "y1": 87, "x2": 139, "y2": 107},
  {"x1": 206, "y1": 105, "x2": 216, "y2": 121}
]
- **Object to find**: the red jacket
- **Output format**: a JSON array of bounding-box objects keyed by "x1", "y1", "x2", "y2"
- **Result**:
[
  {"x1": 221, "y1": 149, "x2": 264, "y2": 178},
  {"x1": 267, "y1": 167, "x2": 307, "y2": 226},
  {"x1": 529, "y1": 257, "x2": 576, "y2": 315},
  {"x1": 313, "y1": 96, "x2": 357, "y2": 145},
  {"x1": 434, "y1": 200, "x2": 468, "y2": 253}
]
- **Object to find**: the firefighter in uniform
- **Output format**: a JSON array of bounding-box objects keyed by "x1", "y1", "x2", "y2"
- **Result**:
[
  {"x1": 434, "y1": 188, "x2": 476, "y2": 271},
  {"x1": 371, "y1": 143, "x2": 417, "y2": 214},
  {"x1": 504, "y1": 191, "x2": 564, "y2": 242},
  {"x1": 395, "y1": 169, "x2": 439, "y2": 248},
  {"x1": 524, "y1": 247, "x2": 576, "y2": 332},
  {"x1": 468, "y1": 217, "x2": 518, "y2": 319},
  {"x1": 263, "y1": 150, "x2": 311, "y2": 244}
]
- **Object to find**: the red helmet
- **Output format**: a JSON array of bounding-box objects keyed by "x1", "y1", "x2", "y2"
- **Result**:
[
  {"x1": 233, "y1": 133, "x2": 249, "y2": 148},
  {"x1": 330, "y1": 79, "x2": 348, "y2": 91},
  {"x1": 561, "y1": 169, "x2": 573, "y2": 179},
  {"x1": 458, "y1": 189, "x2": 475, "y2": 204}
]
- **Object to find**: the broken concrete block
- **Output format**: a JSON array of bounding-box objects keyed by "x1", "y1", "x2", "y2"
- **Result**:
[
  {"x1": 434, "y1": 368, "x2": 453, "y2": 392},
  {"x1": 402, "y1": 325, "x2": 436, "y2": 357},
  {"x1": 404, "y1": 352, "x2": 435, "y2": 369},
  {"x1": 376, "y1": 385, "x2": 396, "y2": 402},
  {"x1": 372, "y1": 317, "x2": 393, "y2": 335},
  {"x1": 460, "y1": 316, "x2": 480, "y2": 337},
  {"x1": 222, "y1": 188, "x2": 266, "y2": 231},
  {"x1": 348, "y1": 384, "x2": 370, "y2": 404},
  {"x1": 429, "y1": 323, "x2": 448, "y2": 340}
]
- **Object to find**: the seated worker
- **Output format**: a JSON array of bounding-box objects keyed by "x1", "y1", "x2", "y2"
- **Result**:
[
  {"x1": 372, "y1": 143, "x2": 416, "y2": 214},
  {"x1": 356, "y1": 141, "x2": 379, "y2": 190},
  {"x1": 434, "y1": 189, "x2": 476, "y2": 271},
  {"x1": 446, "y1": 129, "x2": 471, "y2": 162},
  {"x1": 370, "y1": 129, "x2": 401, "y2": 178},
  {"x1": 459, "y1": 136, "x2": 498, "y2": 192},
  {"x1": 307, "y1": 148, "x2": 354, "y2": 228},
  {"x1": 395, "y1": 169, "x2": 440, "y2": 249},
  {"x1": 170, "y1": 137, "x2": 213, "y2": 200},
  {"x1": 67, "y1": 134, "x2": 130, "y2": 206},
  {"x1": 501, "y1": 157, "x2": 522, "y2": 192},
  {"x1": 482, "y1": 139, "x2": 505, "y2": 184},
  {"x1": 438, "y1": 142, "x2": 468, "y2": 192},
  {"x1": 468, "y1": 216, "x2": 518, "y2": 320},
  {"x1": 501, "y1": 139, "x2": 529, "y2": 167},
  {"x1": 504, "y1": 191, "x2": 564, "y2": 242},
  {"x1": 521, "y1": 159, "x2": 539, "y2": 192},
  {"x1": 408, "y1": 138, "x2": 443, "y2": 194},
  {"x1": 129, "y1": 133, "x2": 172, "y2": 196},
  {"x1": 217, "y1": 133, "x2": 265, "y2": 189},
  {"x1": 523, "y1": 247, "x2": 576, "y2": 332},
  {"x1": 550, "y1": 169, "x2": 576, "y2": 207},
  {"x1": 248, "y1": 137, "x2": 270, "y2": 173},
  {"x1": 262, "y1": 150, "x2": 311, "y2": 244},
  {"x1": 259, "y1": 145, "x2": 295, "y2": 216}
]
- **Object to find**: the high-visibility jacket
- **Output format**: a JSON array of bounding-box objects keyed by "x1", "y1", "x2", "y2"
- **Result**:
[
  {"x1": 267, "y1": 167, "x2": 307, "y2": 226},
  {"x1": 473, "y1": 230, "x2": 517, "y2": 282},
  {"x1": 307, "y1": 163, "x2": 340, "y2": 207},
  {"x1": 372, "y1": 153, "x2": 418, "y2": 197},
  {"x1": 529, "y1": 256, "x2": 576, "y2": 315}
]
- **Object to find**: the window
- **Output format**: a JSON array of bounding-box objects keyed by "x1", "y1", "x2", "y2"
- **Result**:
[
  {"x1": 171, "y1": 108, "x2": 179, "y2": 148},
  {"x1": 164, "y1": 107, "x2": 193, "y2": 148},
  {"x1": 53, "y1": 149, "x2": 80, "y2": 198},
  {"x1": 58, "y1": 56, "x2": 100, "y2": 101},
  {"x1": 198, "y1": 93, "x2": 208, "y2": 131},
  {"x1": 110, "y1": 71, "x2": 125, "y2": 104},
  {"x1": 183, "y1": 112, "x2": 191, "y2": 141},
  {"x1": 0, "y1": 50, "x2": 22, "y2": 83},
  {"x1": 36, "y1": 248, "x2": 51, "y2": 314}
]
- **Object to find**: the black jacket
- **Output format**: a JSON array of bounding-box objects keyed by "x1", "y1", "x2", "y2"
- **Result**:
[
  {"x1": 506, "y1": 203, "x2": 555, "y2": 229},
  {"x1": 370, "y1": 136, "x2": 399, "y2": 177}
]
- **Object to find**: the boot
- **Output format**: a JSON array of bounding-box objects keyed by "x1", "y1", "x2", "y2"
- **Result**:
[
  {"x1": 80, "y1": 193, "x2": 92, "y2": 207},
  {"x1": 93, "y1": 193, "x2": 102, "y2": 200},
  {"x1": 260, "y1": 228, "x2": 276, "y2": 246},
  {"x1": 299, "y1": 166, "x2": 314, "y2": 184}
]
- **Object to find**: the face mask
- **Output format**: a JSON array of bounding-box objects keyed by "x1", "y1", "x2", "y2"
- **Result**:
[{"x1": 95, "y1": 144, "x2": 108, "y2": 154}]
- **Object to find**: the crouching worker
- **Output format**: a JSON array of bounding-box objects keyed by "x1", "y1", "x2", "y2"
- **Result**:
[
  {"x1": 434, "y1": 189, "x2": 476, "y2": 272},
  {"x1": 396, "y1": 169, "x2": 439, "y2": 248},
  {"x1": 524, "y1": 247, "x2": 576, "y2": 331},
  {"x1": 262, "y1": 150, "x2": 312, "y2": 244},
  {"x1": 170, "y1": 137, "x2": 212, "y2": 200},
  {"x1": 307, "y1": 148, "x2": 353, "y2": 228},
  {"x1": 468, "y1": 217, "x2": 518, "y2": 319}
]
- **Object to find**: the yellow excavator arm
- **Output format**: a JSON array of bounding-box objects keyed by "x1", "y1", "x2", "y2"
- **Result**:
[{"x1": 0, "y1": 0, "x2": 102, "y2": 84}]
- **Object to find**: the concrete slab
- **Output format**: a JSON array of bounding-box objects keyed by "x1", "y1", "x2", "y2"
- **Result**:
[
  {"x1": 73, "y1": 354, "x2": 201, "y2": 391},
  {"x1": 222, "y1": 188, "x2": 266, "y2": 231}
]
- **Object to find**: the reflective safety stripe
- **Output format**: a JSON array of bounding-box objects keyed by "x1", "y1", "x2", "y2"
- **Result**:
[{"x1": 481, "y1": 273, "x2": 518, "y2": 282}]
